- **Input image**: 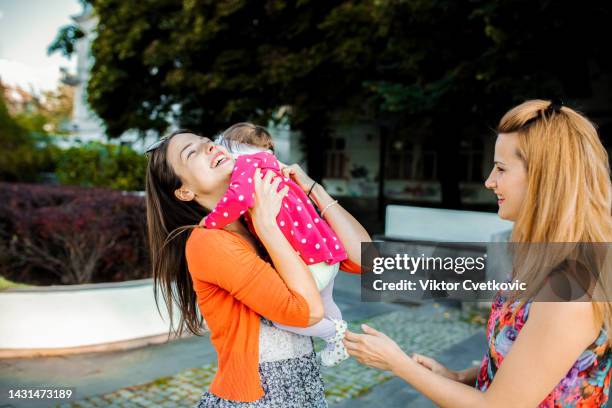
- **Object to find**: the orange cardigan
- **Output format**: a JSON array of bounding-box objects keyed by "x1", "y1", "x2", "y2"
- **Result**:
[{"x1": 185, "y1": 227, "x2": 361, "y2": 402}]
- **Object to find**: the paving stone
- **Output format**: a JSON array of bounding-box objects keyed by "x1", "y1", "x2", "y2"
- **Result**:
[{"x1": 58, "y1": 304, "x2": 482, "y2": 407}]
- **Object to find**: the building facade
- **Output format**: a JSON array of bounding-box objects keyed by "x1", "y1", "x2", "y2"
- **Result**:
[{"x1": 62, "y1": 6, "x2": 158, "y2": 152}]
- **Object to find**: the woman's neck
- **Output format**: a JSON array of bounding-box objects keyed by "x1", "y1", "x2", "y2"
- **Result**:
[
  {"x1": 224, "y1": 220, "x2": 243, "y2": 233},
  {"x1": 224, "y1": 218, "x2": 268, "y2": 258},
  {"x1": 224, "y1": 218, "x2": 254, "y2": 243}
]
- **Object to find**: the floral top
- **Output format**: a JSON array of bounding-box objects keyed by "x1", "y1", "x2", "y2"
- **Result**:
[{"x1": 476, "y1": 293, "x2": 612, "y2": 407}]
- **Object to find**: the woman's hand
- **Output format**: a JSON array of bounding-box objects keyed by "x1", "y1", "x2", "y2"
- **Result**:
[
  {"x1": 411, "y1": 353, "x2": 461, "y2": 382},
  {"x1": 278, "y1": 161, "x2": 315, "y2": 193},
  {"x1": 248, "y1": 168, "x2": 289, "y2": 232},
  {"x1": 345, "y1": 324, "x2": 467, "y2": 381},
  {"x1": 246, "y1": 167, "x2": 325, "y2": 325},
  {"x1": 278, "y1": 160, "x2": 372, "y2": 264},
  {"x1": 343, "y1": 324, "x2": 407, "y2": 372}
]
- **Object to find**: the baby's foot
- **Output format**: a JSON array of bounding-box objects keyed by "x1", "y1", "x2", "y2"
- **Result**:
[{"x1": 320, "y1": 319, "x2": 349, "y2": 367}]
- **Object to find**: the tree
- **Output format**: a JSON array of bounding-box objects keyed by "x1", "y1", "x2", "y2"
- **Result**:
[
  {"x1": 1, "y1": 82, "x2": 74, "y2": 182},
  {"x1": 0, "y1": 86, "x2": 42, "y2": 181},
  {"x1": 48, "y1": 25, "x2": 85, "y2": 58},
  {"x1": 363, "y1": 0, "x2": 612, "y2": 207},
  {"x1": 51, "y1": 0, "x2": 612, "y2": 207},
  {"x1": 37, "y1": 85, "x2": 75, "y2": 135},
  {"x1": 49, "y1": 0, "x2": 383, "y2": 181}
]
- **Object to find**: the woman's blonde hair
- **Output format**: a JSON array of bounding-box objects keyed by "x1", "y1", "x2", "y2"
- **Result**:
[{"x1": 498, "y1": 99, "x2": 612, "y2": 343}]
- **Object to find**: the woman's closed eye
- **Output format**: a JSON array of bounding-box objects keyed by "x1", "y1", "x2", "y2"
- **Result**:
[{"x1": 187, "y1": 138, "x2": 212, "y2": 159}]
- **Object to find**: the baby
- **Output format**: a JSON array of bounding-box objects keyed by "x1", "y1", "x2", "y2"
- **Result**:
[{"x1": 204, "y1": 122, "x2": 349, "y2": 367}]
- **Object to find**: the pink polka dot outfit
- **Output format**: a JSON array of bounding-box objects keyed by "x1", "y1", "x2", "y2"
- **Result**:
[
  {"x1": 204, "y1": 149, "x2": 350, "y2": 365},
  {"x1": 204, "y1": 151, "x2": 348, "y2": 266}
]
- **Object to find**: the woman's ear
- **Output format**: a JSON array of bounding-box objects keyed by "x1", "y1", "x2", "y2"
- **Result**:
[{"x1": 174, "y1": 187, "x2": 195, "y2": 202}]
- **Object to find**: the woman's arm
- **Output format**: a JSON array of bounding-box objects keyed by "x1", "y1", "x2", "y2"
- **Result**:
[
  {"x1": 309, "y1": 183, "x2": 371, "y2": 264},
  {"x1": 187, "y1": 229, "x2": 322, "y2": 327},
  {"x1": 344, "y1": 301, "x2": 600, "y2": 407},
  {"x1": 411, "y1": 353, "x2": 479, "y2": 385},
  {"x1": 249, "y1": 168, "x2": 324, "y2": 325},
  {"x1": 279, "y1": 163, "x2": 371, "y2": 265}
]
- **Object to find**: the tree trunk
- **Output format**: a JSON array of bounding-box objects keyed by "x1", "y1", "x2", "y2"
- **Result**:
[
  {"x1": 300, "y1": 116, "x2": 329, "y2": 183},
  {"x1": 435, "y1": 122, "x2": 462, "y2": 209}
]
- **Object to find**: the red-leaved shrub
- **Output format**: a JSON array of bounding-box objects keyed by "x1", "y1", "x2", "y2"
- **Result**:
[{"x1": 0, "y1": 182, "x2": 151, "y2": 285}]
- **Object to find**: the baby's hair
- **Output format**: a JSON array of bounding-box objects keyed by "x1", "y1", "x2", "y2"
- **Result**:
[{"x1": 216, "y1": 122, "x2": 275, "y2": 153}]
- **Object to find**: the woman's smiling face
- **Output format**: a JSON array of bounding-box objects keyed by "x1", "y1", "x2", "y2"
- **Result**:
[
  {"x1": 166, "y1": 132, "x2": 234, "y2": 208},
  {"x1": 485, "y1": 132, "x2": 528, "y2": 221}
]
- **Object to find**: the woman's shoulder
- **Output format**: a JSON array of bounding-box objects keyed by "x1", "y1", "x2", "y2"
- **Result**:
[
  {"x1": 528, "y1": 301, "x2": 596, "y2": 323},
  {"x1": 186, "y1": 227, "x2": 251, "y2": 257},
  {"x1": 186, "y1": 227, "x2": 259, "y2": 283},
  {"x1": 526, "y1": 301, "x2": 601, "y2": 346}
]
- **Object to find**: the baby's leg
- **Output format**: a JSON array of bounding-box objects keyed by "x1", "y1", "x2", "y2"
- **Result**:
[
  {"x1": 273, "y1": 280, "x2": 341, "y2": 341},
  {"x1": 317, "y1": 279, "x2": 349, "y2": 366},
  {"x1": 273, "y1": 279, "x2": 349, "y2": 366},
  {"x1": 320, "y1": 278, "x2": 342, "y2": 321},
  {"x1": 273, "y1": 316, "x2": 336, "y2": 339}
]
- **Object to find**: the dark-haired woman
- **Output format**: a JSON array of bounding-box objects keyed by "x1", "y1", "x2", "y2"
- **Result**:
[{"x1": 145, "y1": 130, "x2": 370, "y2": 407}]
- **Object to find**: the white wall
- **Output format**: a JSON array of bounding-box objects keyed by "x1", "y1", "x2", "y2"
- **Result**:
[
  {"x1": 0, "y1": 279, "x2": 179, "y2": 350},
  {"x1": 385, "y1": 205, "x2": 513, "y2": 242},
  {"x1": 268, "y1": 121, "x2": 304, "y2": 167},
  {"x1": 333, "y1": 122, "x2": 380, "y2": 181}
]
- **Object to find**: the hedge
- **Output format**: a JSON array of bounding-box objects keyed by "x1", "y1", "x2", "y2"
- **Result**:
[{"x1": 0, "y1": 182, "x2": 151, "y2": 285}]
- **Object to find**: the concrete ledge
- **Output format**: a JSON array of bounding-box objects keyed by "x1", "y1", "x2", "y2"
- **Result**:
[
  {"x1": 0, "y1": 331, "x2": 193, "y2": 359},
  {"x1": 385, "y1": 205, "x2": 512, "y2": 242},
  {"x1": 3, "y1": 278, "x2": 154, "y2": 292},
  {"x1": 0, "y1": 278, "x2": 182, "y2": 353}
]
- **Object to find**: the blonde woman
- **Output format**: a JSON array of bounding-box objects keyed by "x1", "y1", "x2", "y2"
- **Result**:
[{"x1": 344, "y1": 100, "x2": 612, "y2": 407}]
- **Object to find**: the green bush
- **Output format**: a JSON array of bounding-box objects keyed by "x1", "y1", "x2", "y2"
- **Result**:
[
  {"x1": 55, "y1": 141, "x2": 146, "y2": 191},
  {"x1": 0, "y1": 94, "x2": 58, "y2": 182}
]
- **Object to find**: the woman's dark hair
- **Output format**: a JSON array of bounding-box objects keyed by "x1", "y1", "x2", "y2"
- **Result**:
[{"x1": 145, "y1": 129, "x2": 208, "y2": 338}]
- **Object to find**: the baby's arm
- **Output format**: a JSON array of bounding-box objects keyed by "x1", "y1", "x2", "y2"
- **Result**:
[{"x1": 203, "y1": 162, "x2": 256, "y2": 229}]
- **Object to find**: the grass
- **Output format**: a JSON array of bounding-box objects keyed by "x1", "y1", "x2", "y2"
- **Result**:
[{"x1": 0, "y1": 275, "x2": 31, "y2": 290}]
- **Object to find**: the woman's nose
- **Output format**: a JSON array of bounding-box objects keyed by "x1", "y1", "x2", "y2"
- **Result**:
[
  {"x1": 205, "y1": 142, "x2": 215, "y2": 154},
  {"x1": 484, "y1": 171, "x2": 495, "y2": 189}
]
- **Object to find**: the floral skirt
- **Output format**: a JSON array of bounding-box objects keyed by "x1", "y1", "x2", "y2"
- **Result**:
[{"x1": 194, "y1": 350, "x2": 327, "y2": 407}]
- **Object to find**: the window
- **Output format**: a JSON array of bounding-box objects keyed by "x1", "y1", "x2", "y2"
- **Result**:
[
  {"x1": 324, "y1": 138, "x2": 347, "y2": 178},
  {"x1": 386, "y1": 140, "x2": 437, "y2": 180}
]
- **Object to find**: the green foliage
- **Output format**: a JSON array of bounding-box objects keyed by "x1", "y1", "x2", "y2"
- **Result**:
[
  {"x1": 365, "y1": 0, "x2": 611, "y2": 122},
  {"x1": 55, "y1": 141, "x2": 146, "y2": 190},
  {"x1": 357, "y1": 0, "x2": 612, "y2": 207},
  {"x1": 0, "y1": 275, "x2": 31, "y2": 290},
  {"x1": 0, "y1": 93, "x2": 58, "y2": 182},
  {"x1": 48, "y1": 0, "x2": 385, "y2": 139},
  {"x1": 48, "y1": 25, "x2": 85, "y2": 58},
  {"x1": 0, "y1": 91, "x2": 25, "y2": 142},
  {"x1": 1, "y1": 85, "x2": 141, "y2": 188},
  {"x1": 57, "y1": 0, "x2": 612, "y2": 139},
  {"x1": 49, "y1": 0, "x2": 612, "y2": 204},
  {"x1": 34, "y1": 85, "x2": 75, "y2": 135}
]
